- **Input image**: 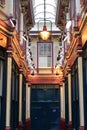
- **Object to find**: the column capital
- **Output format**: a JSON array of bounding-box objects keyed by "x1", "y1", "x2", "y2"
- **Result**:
[
  {"x1": 7, "y1": 37, "x2": 13, "y2": 57},
  {"x1": 77, "y1": 36, "x2": 83, "y2": 56},
  {"x1": 62, "y1": 76, "x2": 65, "y2": 83},
  {"x1": 19, "y1": 59, "x2": 23, "y2": 73},
  {"x1": 67, "y1": 66, "x2": 71, "y2": 73}
]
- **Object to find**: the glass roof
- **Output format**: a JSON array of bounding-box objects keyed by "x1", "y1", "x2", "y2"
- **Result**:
[{"x1": 32, "y1": 0, "x2": 57, "y2": 23}]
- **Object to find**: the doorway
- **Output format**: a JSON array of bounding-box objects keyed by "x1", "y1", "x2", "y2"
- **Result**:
[{"x1": 31, "y1": 85, "x2": 60, "y2": 130}]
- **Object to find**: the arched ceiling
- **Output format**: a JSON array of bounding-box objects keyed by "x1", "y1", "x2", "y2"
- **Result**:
[{"x1": 32, "y1": 0, "x2": 57, "y2": 23}]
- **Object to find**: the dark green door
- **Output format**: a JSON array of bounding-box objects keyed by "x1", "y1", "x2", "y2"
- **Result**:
[{"x1": 31, "y1": 85, "x2": 60, "y2": 130}]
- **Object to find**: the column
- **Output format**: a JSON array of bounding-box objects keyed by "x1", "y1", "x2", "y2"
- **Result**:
[
  {"x1": 5, "y1": 40, "x2": 12, "y2": 130},
  {"x1": 60, "y1": 83, "x2": 65, "y2": 130},
  {"x1": 68, "y1": 72, "x2": 72, "y2": 130},
  {"x1": 26, "y1": 83, "x2": 31, "y2": 130},
  {"x1": 78, "y1": 56, "x2": 84, "y2": 130},
  {"x1": 18, "y1": 73, "x2": 23, "y2": 130}
]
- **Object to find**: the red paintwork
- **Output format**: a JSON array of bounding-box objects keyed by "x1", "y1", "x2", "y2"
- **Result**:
[
  {"x1": 79, "y1": 126, "x2": 85, "y2": 130},
  {"x1": 25, "y1": 118, "x2": 31, "y2": 130},
  {"x1": 5, "y1": 126, "x2": 11, "y2": 130},
  {"x1": 68, "y1": 121, "x2": 72, "y2": 130},
  {"x1": 60, "y1": 118, "x2": 66, "y2": 130},
  {"x1": 18, "y1": 121, "x2": 23, "y2": 130}
]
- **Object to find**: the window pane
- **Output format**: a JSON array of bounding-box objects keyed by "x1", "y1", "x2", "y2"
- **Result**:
[{"x1": 38, "y1": 43, "x2": 52, "y2": 68}]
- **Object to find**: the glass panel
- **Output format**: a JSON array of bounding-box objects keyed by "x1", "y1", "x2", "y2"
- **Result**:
[
  {"x1": 38, "y1": 43, "x2": 52, "y2": 68},
  {"x1": 32, "y1": 0, "x2": 57, "y2": 23}
]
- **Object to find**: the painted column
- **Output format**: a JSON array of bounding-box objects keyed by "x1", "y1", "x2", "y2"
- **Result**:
[
  {"x1": 26, "y1": 83, "x2": 31, "y2": 130},
  {"x1": 68, "y1": 72, "x2": 72, "y2": 130},
  {"x1": 18, "y1": 73, "x2": 23, "y2": 130},
  {"x1": 60, "y1": 82, "x2": 65, "y2": 130},
  {"x1": 60, "y1": 86, "x2": 63, "y2": 119},
  {"x1": 5, "y1": 39, "x2": 12, "y2": 130},
  {"x1": 78, "y1": 56, "x2": 84, "y2": 130}
]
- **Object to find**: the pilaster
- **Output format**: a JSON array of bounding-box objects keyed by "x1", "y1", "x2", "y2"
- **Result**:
[
  {"x1": 77, "y1": 38, "x2": 84, "y2": 129},
  {"x1": 67, "y1": 68, "x2": 72, "y2": 130},
  {"x1": 5, "y1": 38, "x2": 13, "y2": 130},
  {"x1": 18, "y1": 64, "x2": 23, "y2": 130}
]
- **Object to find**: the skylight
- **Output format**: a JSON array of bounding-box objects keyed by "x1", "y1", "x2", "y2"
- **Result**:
[{"x1": 32, "y1": 0, "x2": 57, "y2": 23}]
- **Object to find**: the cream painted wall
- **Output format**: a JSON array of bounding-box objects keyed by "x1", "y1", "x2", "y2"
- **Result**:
[
  {"x1": 76, "y1": 0, "x2": 82, "y2": 15},
  {"x1": 0, "y1": 0, "x2": 13, "y2": 16},
  {"x1": 30, "y1": 37, "x2": 60, "y2": 71},
  {"x1": 31, "y1": 38, "x2": 38, "y2": 69},
  {"x1": 52, "y1": 37, "x2": 60, "y2": 67}
]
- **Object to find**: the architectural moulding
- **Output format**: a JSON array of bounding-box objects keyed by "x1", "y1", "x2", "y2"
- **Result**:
[
  {"x1": 28, "y1": 74, "x2": 63, "y2": 85},
  {"x1": 20, "y1": 0, "x2": 35, "y2": 31},
  {"x1": 0, "y1": 20, "x2": 15, "y2": 36},
  {"x1": 55, "y1": 0, "x2": 69, "y2": 31}
]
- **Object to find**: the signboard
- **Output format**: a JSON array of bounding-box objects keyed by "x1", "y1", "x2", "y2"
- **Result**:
[{"x1": 0, "y1": 33, "x2": 7, "y2": 48}]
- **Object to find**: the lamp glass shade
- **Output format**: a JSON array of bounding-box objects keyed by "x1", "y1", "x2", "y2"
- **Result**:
[
  {"x1": 39, "y1": 25, "x2": 50, "y2": 40},
  {"x1": 66, "y1": 20, "x2": 72, "y2": 29}
]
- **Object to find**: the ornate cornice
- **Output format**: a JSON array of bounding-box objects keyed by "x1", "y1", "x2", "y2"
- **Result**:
[
  {"x1": 28, "y1": 74, "x2": 63, "y2": 85},
  {"x1": 0, "y1": 20, "x2": 15, "y2": 36},
  {"x1": 55, "y1": 0, "x2": 69, "y2": 31},
  {"x1": 20, "y1": 0, "x2": 35, "y2": 30}
]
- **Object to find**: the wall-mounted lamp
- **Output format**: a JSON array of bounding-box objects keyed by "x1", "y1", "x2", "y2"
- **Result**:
[
  {"x1": 21, "y1": 32, "x2": 27, "y2": 41},
  {"x1": 65, "y1": 17, "x2": 76, "y2": 30},
  {"x1": 9, "y1": 17, "x2": 16, "y2": 27},
  {"x1": 62, "y1": 30, "x2": 72, "y2": 43},
  {"x1": 27, "y1": 45, "x2": 36, "y2": 74},
  {"x1": 55, "y1": 47, "x2": 64, "y2": 73},
  {"x1": 66, "y1": 20, "x2": 72, "y2": 29},
  {"x1": 39, "y1": 0, "x2": 51, "y2": 40},
  {"x1": 0, "y1": 16, "x2": 16, "y2": 27}
]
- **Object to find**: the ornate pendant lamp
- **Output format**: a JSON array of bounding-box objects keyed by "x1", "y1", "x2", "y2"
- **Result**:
[{"x1": 39, "y1": 0, "x2": 50, "y2": 40}]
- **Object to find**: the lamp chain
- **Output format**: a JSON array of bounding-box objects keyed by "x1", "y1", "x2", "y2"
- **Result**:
[{"x1": 44, "y1": 0, "x2": 46, "y2": 25}]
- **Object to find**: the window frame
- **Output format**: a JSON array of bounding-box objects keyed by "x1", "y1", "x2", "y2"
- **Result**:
[{"x1": 37, "y1": 42, "x2": 53, "y2": 69}]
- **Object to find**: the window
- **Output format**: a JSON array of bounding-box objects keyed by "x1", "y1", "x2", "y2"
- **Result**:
[{"x1": 38, "y1": 42, "x2": 52, "y2": 68}]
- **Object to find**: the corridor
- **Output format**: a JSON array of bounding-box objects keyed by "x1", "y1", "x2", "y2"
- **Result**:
[
  {"x1": 31, "y1": 85, "x2": 60, "y2": 130},
  {"x1": 0, "y1": 0, "x2": 87, "y2": 130}
]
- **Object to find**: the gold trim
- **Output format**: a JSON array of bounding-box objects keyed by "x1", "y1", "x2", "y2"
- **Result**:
[{"x1": 0, "y1": 25, "x2": 14, "y2": 35}]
